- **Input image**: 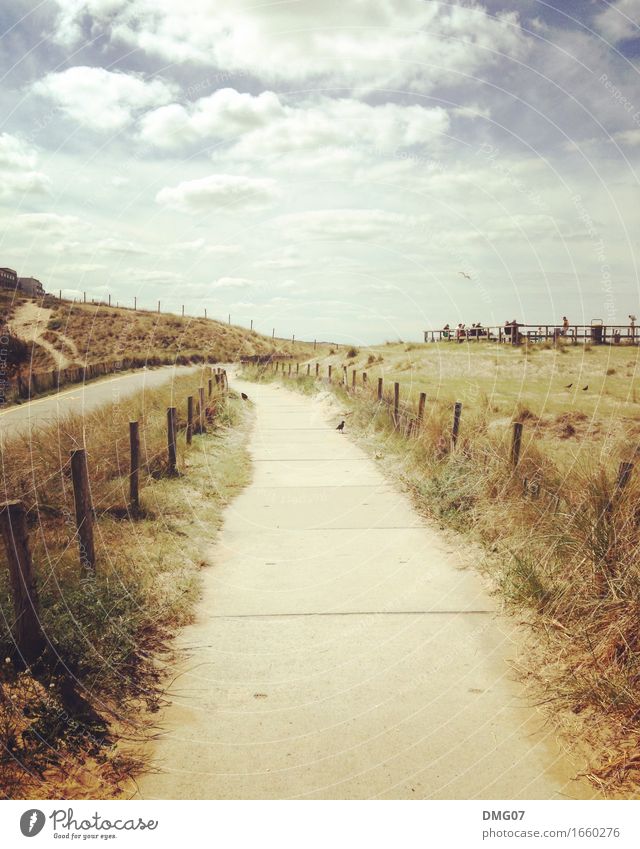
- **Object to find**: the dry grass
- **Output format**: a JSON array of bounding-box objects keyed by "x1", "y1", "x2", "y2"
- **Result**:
[
  {"x1": 41, "y1": 295, "x2": 310, "y2": 365},
  {"x1": 0, "y1": 369, "x2": 252, "y2": 798},
  {"x1": 4, "y1": 291, "x2": 321, "y2": 405},
  {"x1": 244, "y1": 356, "x2": 640, "y2": 795}
]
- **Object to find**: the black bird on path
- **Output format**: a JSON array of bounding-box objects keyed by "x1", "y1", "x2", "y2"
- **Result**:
[
  {"x1": 565, "y1": 383, "x2": 573, "y2": 388},
  {"x1": 582, "y1": 385, "x2": 589, "y2": 391},
  {"x1": 241, "y1": 392, "x2": 249, "y2": 401},
  {"x1": 336, "y1": 420, "x2": 345, "y2": 432}
]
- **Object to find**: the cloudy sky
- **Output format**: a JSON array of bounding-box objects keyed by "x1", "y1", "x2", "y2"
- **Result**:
[{"x1": 1, "y1": 1, "x2": 639, "y2": 343}]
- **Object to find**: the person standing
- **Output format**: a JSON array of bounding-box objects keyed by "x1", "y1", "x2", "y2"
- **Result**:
[{"x1": 561, "y1": 316, "x2": 570, "y2": 335}]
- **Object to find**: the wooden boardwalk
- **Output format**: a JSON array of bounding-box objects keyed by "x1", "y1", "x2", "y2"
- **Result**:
[{"x1": 425, "y1": 323, "x2": 637, "y2": 345}]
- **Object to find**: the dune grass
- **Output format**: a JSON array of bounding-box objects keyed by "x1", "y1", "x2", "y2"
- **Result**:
[
  {"x1": 0, "y1": 367, "x2": 252, "y2": 798},
  {"x1": 243, "y1": 348, "x2": 640, "y2": 795}
]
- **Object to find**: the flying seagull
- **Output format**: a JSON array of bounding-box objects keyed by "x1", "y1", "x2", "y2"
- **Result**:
[
  {"x1": 336, "y1": 420, "x2": 345, "y2": 432},
  {"x1": 458, "y1": 271, "x2": 471, "y2": 280}
]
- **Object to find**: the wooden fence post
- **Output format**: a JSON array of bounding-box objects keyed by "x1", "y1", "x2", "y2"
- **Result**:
[
  {"x1": 511, "y1": 421, "x2": 523, "y2": 468},
  {"x1": 70, "y1": 448, "x2": 96, "y2": 572},
  {"x1": 315, "y1": 363, "x2": 319, "y2": 376},
  {"x1": 208, "y1": 377, "x2": 212, "y2": 397},
  {"x1": 187, "y1": 396, "x2": 193, "y2": 446},
  {"x1": 615, "y1": 461, "x2": 634, "y2": 493},
  {"x1": 129, "y1": 421, "x2": 140, "y2": 510},
  {"x1": 451, "y1": 402, "x2": 462, "y2": 448},
  {"x1": 167, "y1": 407, "x2": 177, "y2": 475},
  {"x1": 307, "y1": 363, "x2": 310, "y2": 376},
  {"x1": 363, "y1": 371, "x2": 368, "y2": 386},
  {"x1": 393, "y1": 382, "x2": 400, "y2": 426},
  {"x1": 352, "y1": 370, "x2": 356, "y2": 390},
  {"x1": 288, "y1": 363, "x2": 292, "y2": 376},
  {"x1": 377, "y1": 377, "x2": 383, "y2": 401},
  {"x1": 328, "y1": 365, "x2": 332, "y2": 382},
  {"x1": 0, "y1": 501, "x2": 45, "y2": 663},
  {"x1": 199, "y1": 386, "x2": 205, "y2": 433},
  {"x1": 296, "y1": 363, "x2": 299, "y2": 375},
  {"x1": 417, "y1": 392, "x2": 426, "y2": 428}
]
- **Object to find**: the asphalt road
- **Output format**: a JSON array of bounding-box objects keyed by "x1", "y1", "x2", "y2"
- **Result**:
[{"x1": 0, "y1": 364, "x2": 199, "y2": 440}]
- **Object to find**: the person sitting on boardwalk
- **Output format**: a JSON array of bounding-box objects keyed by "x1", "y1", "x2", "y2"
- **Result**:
[{"x1": 442, "y1": 323, "x2": 451, "y2": 339}]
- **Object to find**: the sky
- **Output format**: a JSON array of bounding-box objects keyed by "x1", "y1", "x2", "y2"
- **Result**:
[{"x1": 0, "y1": 0, "x2": 639, "y2": 344}]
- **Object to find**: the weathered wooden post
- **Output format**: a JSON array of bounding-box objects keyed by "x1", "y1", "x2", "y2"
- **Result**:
[
  {"x1": 377, "y1": 377, "x2": 383, "y2": 401},
  {"x1": 167, "y1": 407, "x2": 177, "y2": 475},
  {"x1": 288, "y1": 363, "x2": 292, "y2": 376},
  {"x1": 208, "y1": 377, "x2": 213, "y2": 397},
  {"x1": 296, "y1": 362, "x2": 299, "y2": 375},
  {"x1": 158, "y1": 300, "x2": 161, "y2": 313},
  {"x1": 451, "y1": 402, "x2": 462, "y2": 448},
  {"x1": 199, "y1": 386, "x2": 205, "y2": 433},
  {"x1": 417, "y1": 392, "x2": 426, "y2": 428},
  {"x1": 315, "y1": 362, "x2": 319, "y2": 376},
  {"x1": 511, "y1": 421, "x2": 523, "y2": 468},
  {"x1": 306, "y1": 363, "x2": 310, "y2": 376},
  {"x1": 70, "y1": 448, "x2": 96, "y2": 572},
  {"x1": 328, "y1": 365, "x2": 332, "y2": 382},
  {"x1": 342, "y1": 365, "x2": 347, "y2": 386},
  {"x1": 363, "y1": 371, "x2": 368, "y2": 386},
  {"x1": 615, "y1": 461, "x2": 634, "y2": 494},
  {"x1": 393, "y1": 382, "x2": 400, "y2": 426},
  {"x1": 0, "y1": 500, "x2": 46, "y2": 663},
  {"x1": 186, "y1": 396, "x2": 193, "y2": 446},
  {"x1": 352, "y1": 370, "x2": 356, "y2": 390},
  {"x1": 129, "y1": 421, "x2": 140, "y2": 510}
]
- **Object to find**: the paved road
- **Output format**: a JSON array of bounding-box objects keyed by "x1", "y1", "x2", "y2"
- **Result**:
[
  {"x1": 0, "y1": 365, "x2": 198, "y2": 439},
  {"x1": 135, "y1": 377, "x2": 597, "y2": 800}
]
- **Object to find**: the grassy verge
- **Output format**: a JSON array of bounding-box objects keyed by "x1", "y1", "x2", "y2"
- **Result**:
[
  {"x1": 0, "y1": 369, "x2": 252, "y2": 798},
  {"x1": 242, "y1": 362, "x2": 640, "y2": 796}
]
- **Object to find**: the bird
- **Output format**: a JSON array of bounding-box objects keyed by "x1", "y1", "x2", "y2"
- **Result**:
[
  {"x1": 565, "y1": 383, "x2": 573, "y2": 388},
  {"x1": 582, "y1": 385, "x2": 589, "y2": 391},
  {"x1": 241, "y1": 392, "x2": 249, "y2": 401},
  {"x1": 336, "y1": 420, "x2": 345, "y2": 432},
  {"x1": 458, "y1": 271, "x2": 471, "y2": 280}
]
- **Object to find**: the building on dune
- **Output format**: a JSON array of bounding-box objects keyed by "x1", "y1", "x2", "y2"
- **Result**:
[
  {"x1": 0, "y1": 268, "x2": 46, "y2": 296},
  {"x1": 17, "y1": 276, "x2": 45, "y2": 296},
  {"x1": 0, "y1": 267, "x2": 18, "y2": 289}
]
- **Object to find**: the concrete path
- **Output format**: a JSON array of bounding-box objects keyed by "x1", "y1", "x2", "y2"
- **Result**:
[
  {"x1": 135, "y1": 377, "x2": 597, "y2": 800},
  {"x1": 0, "y1": 364, "x2": 197, "y2": 439}
]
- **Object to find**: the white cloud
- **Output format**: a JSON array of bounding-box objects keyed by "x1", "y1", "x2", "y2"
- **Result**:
[
  {"x1": 33, "y1": 66, "x2": 175, "y2": 131},
  {"x1": 52, "y1": 0, "x2": 526, "y2": 90},
  {"x1": 594, "y1": 0, "x2": 640, "y2": 44},
  {"x1": 14, "y1": 212, "x2": 81, "y2": 235},
  {"x1": 138, "y1": 88, "x2": 284, "y2": 148},
  {"x1": 140, "y1": 90, "x2": 450, "y2": 160},
  {"x1": 211, "y1": 276, "x2": 257, "y2": 289},
  {"x1": 273, "y1": 209, "x2": 418, "y2": 241},
  {"x1": 0, "y1": 134, "x2": 50, "y2": 199},
  {"x1": 172, "y1": 238, "x2": 241, "y2": 255},
  {"x1": 156, "y1": 174, "x2": 278, "y2": 213},
  {"x1": 614, "y1": 128, "x2": 640, "y2": 146}
]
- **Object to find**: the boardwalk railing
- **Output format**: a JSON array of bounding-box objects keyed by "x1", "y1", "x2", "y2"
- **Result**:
[{"x1": 424, "y1": 324, "x2": 637, "y2": 345}]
